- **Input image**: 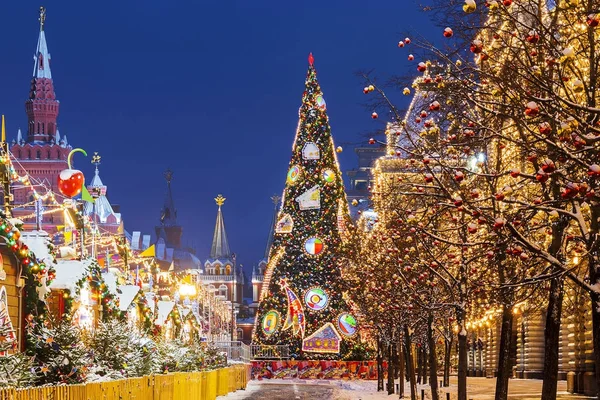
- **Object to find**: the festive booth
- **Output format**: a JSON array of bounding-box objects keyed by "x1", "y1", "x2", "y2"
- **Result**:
[
  {"x1": 0, "y1": 243, "x2": 25, "y2": 352},
  {"x1": 47, "y1": 258, "x2": 114, "y2": 329},
  {"x1": 48, "y1": 259, "x2": 95, "y2": 328},
  {"x1": 177, "y1": 304, "x2": 203, "y2": 343},
  {"x1": 0, "y1": 217, "x2": 57, "y2": 354},
  {"x1": 116, "y1": 285, "x2": 153, "y2": 331},
  {"x1": 155, "y1": 300, "x2": 179, "y2": 339}
]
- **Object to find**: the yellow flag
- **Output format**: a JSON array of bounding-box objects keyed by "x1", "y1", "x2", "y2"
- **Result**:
[
  {"x1": 64, "y1": 231, "x2": 72, "y2": 243},
  {"x1": 139, "y1": 244, "x2": 155, "y2": 258}
]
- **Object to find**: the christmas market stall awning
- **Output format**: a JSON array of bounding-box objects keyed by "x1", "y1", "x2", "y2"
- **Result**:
[
  {"x1": 145, "y1": 292, "x2": 156, "y2": 316},
  {"x1": 155, "y1": 300, "x2": 175, "y2": 326},
  {"x1": 101, "y1": 271, "x2": 118, "y2": 296},
  {"x1": 49, "y1": 259, "x2": 92, "y2": 293},
  {"x1": 117, "y1": 285, "x2": 141, "y2": 312}
]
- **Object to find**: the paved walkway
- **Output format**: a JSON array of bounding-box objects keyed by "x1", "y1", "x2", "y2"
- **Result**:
[{"x1": 218, "y1": 378, "x2": 596, "y2": 400}]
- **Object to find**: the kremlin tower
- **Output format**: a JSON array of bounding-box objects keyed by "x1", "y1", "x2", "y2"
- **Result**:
[{"x1": 11, "y1": 7, "x2": 72, "y2": 231}]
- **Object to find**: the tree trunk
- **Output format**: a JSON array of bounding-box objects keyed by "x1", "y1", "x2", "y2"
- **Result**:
[
  {"x1": 494, "y1": 303, "x2": 514, "y2": 400},
  {"x1": 457, "y1": 320, "x2": 467, "y2": 400},
  {"x1": 388, "y1": 343, "x2": 395, "y2": 394},
  {"x1": 592, "y1": 289, "x2": 600, "y2": 399},
  {"x1": 423, "y1": 348, "x2": 428, "y2": 384},
  {"x1": 589, "y1": 207, "x2": 600, "y2": 398},
  {"x1": 417, "y1": 347, "x2": 422, "y2": 384},
  {"x1": 443, "y1": 331, "x2": 453, "y2": 387},
  {"x1": 428, "y1": 313, "x2": 440, "y2": 400},
  {"x1": 399, "y1": 340, "x2": 405, "y2": 398},
  {"x1": 541, "y1": 277, "x2": 564, "y2": 400},
  {"x1": 404, "y1": 325, "x2": 417, "y2": 400},
  {"x1": 377, "y1": 335, "x2": 384, "y2": 392}
]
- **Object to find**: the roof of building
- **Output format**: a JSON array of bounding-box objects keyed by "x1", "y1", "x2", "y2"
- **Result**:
[
  {"x1": 33, "y1": 8, "x2": 52, "y2": 80},
  {"x1": 159, "y1": 170, "x2": 178, "y2": 227},
  {"x1": 20, "y1": 230, "x2": 55, "y2": 266},
  {"x1": 84, "y1": 166, "x2": 121, "y2": 224},
  {"x1": 50, "y1": 259, "x2": 92, "y2": 293},
  {"x1": 210, "y1": 199, "x2": 231, "y2": 260}
]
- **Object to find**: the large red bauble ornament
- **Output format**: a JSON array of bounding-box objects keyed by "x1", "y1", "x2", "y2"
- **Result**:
[
  {"x1": 587, "y1": 14, "x2": 600, "y2": 27},
  {"x1": 58, "y1": 149, "x2": 87, "y2": 198},
  {"x1": 443, "y1": 28, "x2": 453, "y2": 38}
]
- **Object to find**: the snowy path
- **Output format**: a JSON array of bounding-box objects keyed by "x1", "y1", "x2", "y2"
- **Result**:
[{"x1": 218, "y1": 378, "x2": 595, "y2": 400}]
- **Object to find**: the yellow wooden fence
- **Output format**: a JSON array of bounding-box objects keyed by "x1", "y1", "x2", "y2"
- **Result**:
[{"x1": 0, "y1": 364, "x2": 249, "y2": 400}]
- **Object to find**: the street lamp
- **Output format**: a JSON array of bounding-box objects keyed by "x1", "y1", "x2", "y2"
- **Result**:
[{"x1": 179, "y1": 283, "x2": 197, "y2": 298}]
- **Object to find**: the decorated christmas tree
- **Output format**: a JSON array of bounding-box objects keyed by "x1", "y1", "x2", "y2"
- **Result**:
[{"x1": 252, "y1": 54, "x2": 357, "y2": 359}]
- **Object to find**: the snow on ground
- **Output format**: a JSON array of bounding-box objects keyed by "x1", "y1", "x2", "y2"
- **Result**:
[{"x1": 219, "y1": 378, "x2": 594, "y2": 400}]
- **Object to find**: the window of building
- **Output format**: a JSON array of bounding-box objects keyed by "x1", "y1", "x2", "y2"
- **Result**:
[
  {"x1": 225, "y1": 265, "x2": 232, "y2": 275},
  {"x1": 36, "y1": 150, "x2": 41, "y2": 159},
  {"x1": 215, "y1": 265, "x2": 221, "y2": 275},
  {"x1": 218, "y1": 285, "x2": 227, "y2": 299},
  {"x1": 236, "y1": 328, "x2": 243, "y2": 341}
]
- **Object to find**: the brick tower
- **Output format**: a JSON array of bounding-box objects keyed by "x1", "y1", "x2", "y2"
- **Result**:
[{"x1": 11, "y1": 7, "x2": 72, "y2": 231}]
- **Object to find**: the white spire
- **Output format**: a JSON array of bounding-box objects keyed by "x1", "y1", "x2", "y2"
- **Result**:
[
  {"x1": 16, "y1": 129, "x2": 22, "y2": 143},
  {"x1": 33, "y1": 7, "x2": 52, "y2": 80},
  {"x1": 55, "y1": 128, "x2": 60, "y2": 144},
  {"x1": 62, "y1": 134, "x2": 68, "y2": 147}
]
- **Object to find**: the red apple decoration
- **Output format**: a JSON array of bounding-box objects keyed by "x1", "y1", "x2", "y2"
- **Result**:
[{"x1": 58, "y1": 148, "x2": 87, "y2": 198}]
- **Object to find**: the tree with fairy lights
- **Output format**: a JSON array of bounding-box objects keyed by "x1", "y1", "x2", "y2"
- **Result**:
[
  {"x1": 252, "y1": 54, "x2": 358, "y2": 360},
  {"x1": 357, "y1": 1, "x2": 600, "y2": 399}
]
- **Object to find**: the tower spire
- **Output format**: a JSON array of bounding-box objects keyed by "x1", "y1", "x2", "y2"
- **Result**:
[
  {"x1": 26, "y1": 5, "x2": 58, "y2": 143},
  {"x1": 210, "y1": 195, "x2": 231, "y2": 260},
  {"x1": 39, "y1": 6, "x2": 46, "y2": 31},
  {"x1": 160, "y1": 169, "x2": 177, "y2": 226}
]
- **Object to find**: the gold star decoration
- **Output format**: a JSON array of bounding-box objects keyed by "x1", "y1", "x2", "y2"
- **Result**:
[
  {"x1": 41, "y1": 365, "x2": 49, "y2": 375},
  {"x1": 45, "y1": 337, "x2": 54, "y2": 344}
]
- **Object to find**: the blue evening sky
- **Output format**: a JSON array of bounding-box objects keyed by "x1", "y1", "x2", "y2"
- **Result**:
[{"x1": 0, "y1": 1, "x2": 436, "y2": 274}]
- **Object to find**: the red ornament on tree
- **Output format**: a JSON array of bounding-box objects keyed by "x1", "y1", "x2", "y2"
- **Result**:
[{"x1": 308, "y1": 53, "x2": 314, "y2": 66}]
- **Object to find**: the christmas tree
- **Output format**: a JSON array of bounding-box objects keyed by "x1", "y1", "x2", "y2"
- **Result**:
[{"x1": 252, "y1": 54, "x2": 357, "y2": 359}]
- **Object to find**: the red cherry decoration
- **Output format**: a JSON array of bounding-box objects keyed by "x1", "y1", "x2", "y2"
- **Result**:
[
  {"x1": 58, "y1": 148, "x2": 87, "y2": 198},
  {"x1": 58, "y1": 169, "x2": 85, "y2": 198}
]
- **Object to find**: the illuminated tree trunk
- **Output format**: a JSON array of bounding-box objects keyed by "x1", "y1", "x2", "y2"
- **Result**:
[
  {"x1": 541, "y1": 276, "x2": 564, "y2": 400},
  {"x1": 428, "y1": 312, "x2": 439, "y2": 400},
  {"x1": 404, "y1": 325, "x2": 417, "y2": 400}
]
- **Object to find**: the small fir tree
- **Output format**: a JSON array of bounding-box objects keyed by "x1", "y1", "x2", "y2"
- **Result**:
[{"x1": 32, "y1": 319, "x2": 89, "y2": 385}]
